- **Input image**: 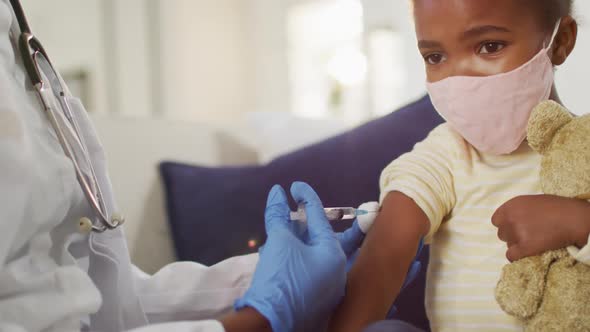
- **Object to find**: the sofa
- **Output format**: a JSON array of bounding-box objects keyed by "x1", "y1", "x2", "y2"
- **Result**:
[{"x1": 159, "y1": 95, "x2": 443, "y2": 330}]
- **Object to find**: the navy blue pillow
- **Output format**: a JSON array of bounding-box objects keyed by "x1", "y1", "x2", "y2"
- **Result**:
[{"x1": 160, "y1": 95, "x2": 442, "y2": 330}]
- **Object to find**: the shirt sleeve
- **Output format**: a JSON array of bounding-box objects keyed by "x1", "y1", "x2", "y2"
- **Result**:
[
  {"x1": 127, "y1": 321, "x2": 225, "y2": 332},
  {"x1": 379, "y1": 124, "x2": 459, "y2": 243},
  {"x1": 133, "y1": 254, "x2": 258, "y2": 323}
]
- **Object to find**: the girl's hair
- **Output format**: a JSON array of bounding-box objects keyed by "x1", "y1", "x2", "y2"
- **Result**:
[
  {"x1": 411, "y1": 1, "x2": 574, "y2": 30},
  {"x1": 533, "y1": 0, "x2": 574, "y2": 29}
]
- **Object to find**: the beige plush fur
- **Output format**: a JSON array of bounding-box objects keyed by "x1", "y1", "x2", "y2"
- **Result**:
[{"x1": 495, "y1": 100, "x2": 590, "y2": 332}]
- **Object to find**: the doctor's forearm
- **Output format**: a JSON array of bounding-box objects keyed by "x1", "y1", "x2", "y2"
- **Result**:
[{"x1": 220, "y1": 307, "x2": 272, "y2": 332}]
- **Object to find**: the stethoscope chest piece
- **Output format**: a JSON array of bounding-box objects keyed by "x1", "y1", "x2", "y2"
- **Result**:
[
  {"x1": 78, "y1": 217, "x2": 93, "y2": 234},
  {"x1": 78, "y1": 213, "x2": 125, "y2": 234}
]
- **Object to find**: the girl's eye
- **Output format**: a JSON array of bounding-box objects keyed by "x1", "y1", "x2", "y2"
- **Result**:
[
  {"x1": 478, "y1": 42, "x2": 506, "y2": 54},
  {"x1": 424, "y1": 53, "x2": 446, "y2": 65}
]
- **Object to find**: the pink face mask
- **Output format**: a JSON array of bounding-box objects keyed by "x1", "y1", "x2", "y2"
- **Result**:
[{"x1": 426, "y1": 20, "x2": 562, "y2": 155}]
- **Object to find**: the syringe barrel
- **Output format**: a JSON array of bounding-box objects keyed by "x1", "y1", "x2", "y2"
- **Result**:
[{"x1": 289, "y1": 207, "x2": 357, "y2": 222}]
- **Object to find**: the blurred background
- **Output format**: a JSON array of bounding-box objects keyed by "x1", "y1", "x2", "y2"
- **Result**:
[
  {"x1": 20, "y1": 0, "x2": 590, "y2": 272},
  {"x1": 22, "y1": 0, "x2": 427, "y2": 122}
]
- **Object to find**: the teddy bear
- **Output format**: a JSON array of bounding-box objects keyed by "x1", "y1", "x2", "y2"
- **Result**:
[{"x1": 495, "y1": 100, "x2": 590, "y2": 332}]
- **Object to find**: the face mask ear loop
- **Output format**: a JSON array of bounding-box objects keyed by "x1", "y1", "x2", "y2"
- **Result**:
[{"x1": 545, "y1": 18, "x2": 562, "y2": 50}]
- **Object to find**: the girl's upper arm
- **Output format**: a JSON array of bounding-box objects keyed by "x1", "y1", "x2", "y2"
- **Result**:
[
  {"x1": 328, "y1": 191, "x2": 429, "y2": 332},
  {"x1": 329, "y1": 125, "x2": 458, "y2": 332}
]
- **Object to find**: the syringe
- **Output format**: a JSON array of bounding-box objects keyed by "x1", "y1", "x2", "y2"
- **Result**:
[{"x1": 289, "y1": 207, "x2": 369, "y2": 222}]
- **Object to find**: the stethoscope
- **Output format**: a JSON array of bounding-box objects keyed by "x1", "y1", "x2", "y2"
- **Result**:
[{"x1": 9, "y1": 0, "x2": 125, "y2": 233}]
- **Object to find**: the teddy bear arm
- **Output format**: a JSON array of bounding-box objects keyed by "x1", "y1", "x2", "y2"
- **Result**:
[{"x1": 495, "y1": 255, "x2": 550, "y2": 319}]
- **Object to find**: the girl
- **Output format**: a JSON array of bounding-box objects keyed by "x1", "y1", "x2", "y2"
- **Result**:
[{"x1": 329, "y1": 1, "x2": 588, "y2": 331}]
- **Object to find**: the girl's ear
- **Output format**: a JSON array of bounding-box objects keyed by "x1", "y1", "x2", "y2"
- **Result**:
[{"x1": 551, "y1": 15, "x2": 578, "y2": 66}]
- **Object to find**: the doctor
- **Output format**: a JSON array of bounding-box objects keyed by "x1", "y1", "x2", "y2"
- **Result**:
[{"x1": 0, "y1": 1, "x2": 367, "y2": 331}]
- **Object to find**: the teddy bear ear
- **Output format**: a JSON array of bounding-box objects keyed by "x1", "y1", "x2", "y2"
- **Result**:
[{"x1": 527, "y1": 100, "x2": 574, "y2": 154}]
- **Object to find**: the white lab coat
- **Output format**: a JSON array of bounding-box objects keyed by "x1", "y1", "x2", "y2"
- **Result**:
[{"x1": 0, "y1": 1, "x2": 258, "y2": 331}]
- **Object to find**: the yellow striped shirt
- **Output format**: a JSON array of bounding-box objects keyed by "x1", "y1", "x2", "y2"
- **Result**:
[{"x1": 379, "y1": 124, "x2": 590, "y2": 332}]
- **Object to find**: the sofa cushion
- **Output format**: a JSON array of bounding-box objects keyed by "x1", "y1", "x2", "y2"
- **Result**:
[{"x1": 160, "y1": 95, "x2": 442, "y2": 330}]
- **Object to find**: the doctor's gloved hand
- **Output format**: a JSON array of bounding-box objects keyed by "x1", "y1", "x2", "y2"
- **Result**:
[
  {"x1": 234, "y1": 182, "x2": 348, "y2": 332},
  {"x1": 336, "y1": 201, "x2": 379, "y2": 270},
  {"x1": 337, "y1": 220, "x2": 365, "y2": 271}
]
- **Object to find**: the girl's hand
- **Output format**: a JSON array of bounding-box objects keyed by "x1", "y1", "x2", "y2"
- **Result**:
[{"x1": 492, "y1": 195, "x2": 590, "y2": 262}]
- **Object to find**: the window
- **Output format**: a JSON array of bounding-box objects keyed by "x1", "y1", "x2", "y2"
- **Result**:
[
  {"x1": 287, "y1": 0, "x2": 367, "y2": 121},
  {"x1": 287, "y1": 0, "x2": 407, "y2": 122},
  {"x1": 367, "y1": 27, "x2": 406, "y2": 116}
]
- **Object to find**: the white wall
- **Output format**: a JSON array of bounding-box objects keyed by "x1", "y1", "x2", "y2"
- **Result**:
[
  {"x1": 157, "y1": 0, "x2": 254, "y2": 122},
  {"x1": 156, "y1": 0, "x2": 294, "y2": 120},
  {"x1": 22, "y1": 0, "x2": 109, "y2": 114},
  {"x1": 22, "y1": 0, "x2": 258, "y2": 121},
  {"x1": 364, "y1": 0, "x2": 427, "y2": 108},
  {"x1": 21, "y1": 0, "x2": 154, "y2": 116},
  {"x1": 244, "y1": 0, "x2": 292, "y2": 114},
  {"x1": 105, "y1": 0, "x2": 153, "y2": 117},
  {"x1": 555, "y1": 1, "x2": 590, "y2": 114}
]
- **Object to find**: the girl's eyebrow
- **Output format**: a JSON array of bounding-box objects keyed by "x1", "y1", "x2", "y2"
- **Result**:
[
  {"x1": 462, "y1": 25, "x2": 512, "y2": 40},
  {"x1": 418, "y1": 40, "x2": 442, "y2": 49},
  {"x1": 418, "y1": 25, "x2": 511, "y2": 50}
]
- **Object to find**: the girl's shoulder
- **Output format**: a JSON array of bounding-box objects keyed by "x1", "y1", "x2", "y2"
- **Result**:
[
  {"x1": 422, "y1": 123, "x2": 470, "y2": 153},
  {"x1": 412, "y1": 123, "x2": 482, "y2": 169}
]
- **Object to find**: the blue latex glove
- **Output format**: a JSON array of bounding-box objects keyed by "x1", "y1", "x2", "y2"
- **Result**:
[
  {"x1": 336, "y1": 220, "x2": 365, "y2": 271},
  {"x1": 234, "y1": 182, "x2": 348, "y2": 332},
  {"x1": 258, "y1": 216, "x2": 365, "y2": 262},
  {"x1": 337, "y1": 220, "x2": 365, "y2": 256}
]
